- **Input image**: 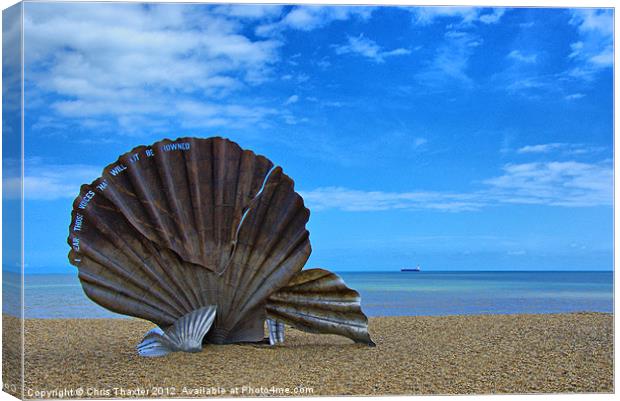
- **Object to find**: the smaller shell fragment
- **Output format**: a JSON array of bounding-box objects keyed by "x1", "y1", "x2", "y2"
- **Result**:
[
  {"x1": 266, "y1": 269, "x2": 375, "y2": 346},
  {"x1": 137, "y1": 305, "x2": 216, "y2": 357},
  {"x1": 267, "y1": 318, "x2": 285, "y2": 345}
]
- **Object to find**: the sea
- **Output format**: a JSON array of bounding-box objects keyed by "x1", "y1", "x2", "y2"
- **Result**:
[{"x1": 2, "y1": 271, "x2": 614, "y2": 319}]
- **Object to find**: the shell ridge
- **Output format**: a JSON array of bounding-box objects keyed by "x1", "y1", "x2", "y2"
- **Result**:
[
  {"x1": 250, "y1": 202, "x2": 310, "y2": 276},
  {"x1": 94, "y1": 138, "x2": 228, "y2": 273},
  {"x1": 137, "y1": 328, "x2": 173, "y2": 357},
  {"x1": 227, "y1": 240, "x2": 311, "y2": 335},
  {"x1": 153, "y1": 143, "x2": 193, "y2": 254},
  {"x1": 244, "y1": 190, "x2": 302, "y2": 268},
  {"x1": 138, "y1": 228, "x2": 214, "y2": 313},
  {"x1": 214, "y1": 138, "x2": 246, "y2": 273},
  {"x1": 266, "y1": 304, "x2": 368, "y2": 329},
  {"x1": 226, "y1": 162, "x2": 276, "y2": 268},
  {"x1": 77, "y1": 206, "x2": 194, "y2": 316},
  {"x1": 208, "y1": 160, "x2": 268, "y2": 332},
  {"x1": 76, "y1": 194, "x2": 200, "y2": 316},
  {"x1": 233, "y1": 228, "x2": 310, "y2": 316},
  {"x1": 181, "y1": 139, "x2": 204, "y2": 263},
  {"x1": 142, "y1": 239, "x2": 216, "y2": 312},
  {"x1": 77, "y1": 218, "x2": 204, "y2": 322},
  {"x1": 224, "y1": 168, "x2": 284, "y2": 318},
  {"x1": 265, "y1": 305, "x2": 372, "y2": 345},
  {"x1": 265, "y1": 268, "x2": 374, "y2": 345},
  {"x1": 113, "y1": 137, "x2": 274, "y2": 275},
  {"x1": 78, "y1": 243, "x2": 160, "y2": 300},
  {"x1": 234, "y1": 235, "x2": 311, "y2": 321},
  {"x1": 220, "y1": 164, "x2": 278, "y2": 278},
  {"x1": 140, "y1": 241, "x2": 205, "y2": 314},
  {"x1": 214, "y1": 165, "x2": 280, "y2": 325},
  {"x1": 282, "y1": 276, "x2": 351, "y2": 294},
  {"x1": 209, "y1": 139, "x2": 218, "y2": 271},
  {"x1": 184, "y1": 142, "x2": 208, "y2": 264},
  {"x1": 228, "y1": 145, "x2": 244, "y2": 248},
  {"x1": 285, "y1": 268, "x2": 333, "y2": 287},
  {"x1": 79, "y1": 249, "x2": 188, "y2": 319},
  {"x1": 121, "y1": 141, "x2": 211, "y2": 304},
  {"x1": 269, "y1": 300, "x2": 359, "y2": 314},
  {"x1": 235, "y1": 168, "x2": 283, "y2": 267},
  {"x1": 163, "y1": 305, "x2": 217, "y2": 352},
  {"x1": 70, "y1": 240, "x2": 184, "y2": 326},
  {"x1": 263, "y1": 309, "x2": 318, "y2": 333},
  {"x1": 230, "y1": 150, "x2": 273, "y2": 249},
  {"x1": 80, "y1": 273, "x2": 175, "y2": 321},
  {"x1": 77, "y1": 264, "x2": 177, "y2": 318},
  {"x1": 268, "y1": 292, "x2": 359, "y2": 306},
  {"x1": 211, "y1": 142, "x2": 243, "y2": 273},
  {"x1": 104, "y1": 165, "x2": 172, "y2": 249},
  {"x1": 84, "y1": 287, "x2": 168, "y2": 325},
  {"x1": 213, "y1": 139, "x2": 226, "y2": 268},
  {"x1": 139, "y1": 145, "x2": 205, "y2": 307},
  {"x1": 150, "y1": 145, "x2": 190, "y2": 255}
]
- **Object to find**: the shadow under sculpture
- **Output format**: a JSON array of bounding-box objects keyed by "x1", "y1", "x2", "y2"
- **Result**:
[{"x1": 67, "y1": 136, "x2": 375, "y2": 357}]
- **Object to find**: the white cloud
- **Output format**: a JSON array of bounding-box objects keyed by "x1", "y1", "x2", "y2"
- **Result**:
[
  {"x1": 516, "y1": 142, "x2": 603, "y2": 155},
  {"x1": 413, "y1": 137, "x2": 428, "y2": 148},
  {"x1": 507, "y1": 50, "x2": 538, "y2": 64},
  {"x1": 301, "y1": 159, "x2": 612, "y2": 212},
  {"x1": 416, "y1": 30, "x2": 481, "y2": 86},
  {"x1": 333, "y1": 35, "x2": 411, "y2": 63},
  {"x1": 324, "y1": 101, "x2": 344, "y2": 108},
  {"x1": 24, "y1": 3, "x2": 283, "y2": 133},
  {"x1": 507, "y1": 250, "x2": 526, "y2": 256},
  {"x1": 284, "y1": 95, "x2": 299, "y2": 105},
  {"x1": 478, "y1": 8, "x2": 506, "y2": 24},
  {"x1": 565, "y1": 93, "x2": 585, "y2": 100},
  {"x1": 567, "y1": 9, "x2": 613, "y2": 79},
  {"x1": 175, "y1": 100, "x2": 279, "y2": 129},
  {"x1": 19, "y1": 154, "x2": 612, "y2": 210},
  {"x1": 4, "y1": 160, "x2": 103, "y2": 201},
  {"x1": 503, "y1": 76, "x2": 550, "y2": 97},
  {"x1": 316, "y1": 58, "x2": 332, "y2": 69},
  {"x1": 256, "y1": 6, "x2": 375, "y2": 36},
  {"x1": 410, "y1": 7, "x2": 506, "y2": 26},
  {"x1": 517, "y1": 143, "x2": 564, "y2": 153},
  {"x1": 26, "y1": 5, "x2": 281, "y2": 86},
  {"x1": 571, "y1": 8, "x2": 613, "y2": 37},
  {"x1": 484, "y1": 161, "x2": 612, "y2": 207},
  {"x1": 2, "y1": 6, "x2": 22, "y2": 115},
  {"x1": 589, "y1": 48, "x2": 613, "y2": 66},
  {"x1": 494, "y1": 9, "x2": 610, "y2": 97},
  {"x1": 568, "y1": 41, "x2": 584, "y2": 58},
  {"x1": 301, "y1": 187, "x2": 484, "y2": 212},
  {"x1": 211, "y1": 4, "x2": 283, "y2": 20}
]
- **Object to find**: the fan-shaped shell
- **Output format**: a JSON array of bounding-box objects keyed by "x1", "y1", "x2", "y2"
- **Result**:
[
  {"x1": 137, "y1": 305, "x2": 217, "y2": 357},
  {"x1": 266, "y1": 269, "x2": 375, "y2": 345},
  {"x1": 68, "y1": 137, "x2": 311, "y2": 344},
  {"x1": 68, "y1": 136, "x2": 373, "y2": 348}
]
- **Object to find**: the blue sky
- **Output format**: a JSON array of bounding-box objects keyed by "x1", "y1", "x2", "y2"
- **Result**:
[{"x1": 8, "y1": 3, "x2": 614, "y2": 273}]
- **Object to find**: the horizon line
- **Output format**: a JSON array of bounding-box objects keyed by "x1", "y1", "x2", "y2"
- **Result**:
[{"x1": 6, "y1": 269, "x2": 615, "y2": 276}]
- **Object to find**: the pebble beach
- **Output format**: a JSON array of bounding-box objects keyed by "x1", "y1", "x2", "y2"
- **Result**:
[{"x1": 2, "y1": 312, "x2": 613, "y2": 398}]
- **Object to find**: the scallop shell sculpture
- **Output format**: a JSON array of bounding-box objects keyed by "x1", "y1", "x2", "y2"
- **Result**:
[{"x1": 68, "y1": 137, "x2": 374, "y2": 356}]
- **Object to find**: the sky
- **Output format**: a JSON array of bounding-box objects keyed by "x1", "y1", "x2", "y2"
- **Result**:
[{"x1": 4, "y1": 3, "x2": 614, "y2": 273}]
